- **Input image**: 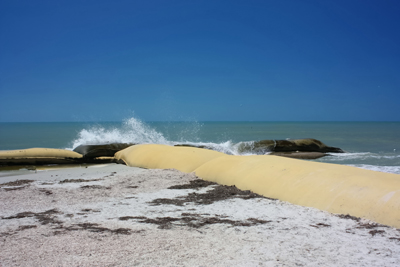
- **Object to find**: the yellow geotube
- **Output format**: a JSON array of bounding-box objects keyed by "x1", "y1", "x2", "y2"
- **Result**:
[
  {"x1": 194, "y1": 155, "x2": 400, "y2": 228},
  {"x1": 0, "y1": 148, "x2": 83, "y2": 159},
  {"x1": 114, "y1": 144, "x2": 226, "y2": 173},
  {"x1": 116, "y1": 144, "x2": 400, "y2": 228}
]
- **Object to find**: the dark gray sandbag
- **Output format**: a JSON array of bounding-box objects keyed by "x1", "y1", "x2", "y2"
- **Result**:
[
  {"x1": 273, "y1": 139, "x2": 343, "y2": 153},
  {"x1": 238, "y1": 138, "x2": 344, "y2": 154},
  {"x1": 0, "y1": 157, "x2": 82, "y2": 166},
  {"x1": 78, "y1": 157, "x2": 124, "y2": 164},
  {"x1": 73, "y1": 143, "x2": 136, "y2": 158}
]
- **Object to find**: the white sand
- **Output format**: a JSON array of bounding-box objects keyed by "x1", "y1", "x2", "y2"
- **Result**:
[{"x1": 1, "y1": 164, "x2": 400, "y2": 266}]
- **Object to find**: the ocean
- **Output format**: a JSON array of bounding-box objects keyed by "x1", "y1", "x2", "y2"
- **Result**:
[{"x1": 1, "y1": 118, "x2": 399, "y2": 174}]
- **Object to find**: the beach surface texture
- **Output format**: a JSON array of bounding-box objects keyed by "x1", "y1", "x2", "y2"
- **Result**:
[{"x1": 1, "y1": 161, "x2": 400, "y2": 266}]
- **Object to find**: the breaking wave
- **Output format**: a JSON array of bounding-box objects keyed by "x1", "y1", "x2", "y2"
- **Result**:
[
  {"x1": 67, "y1": 116, "x2": 400, "y2": 174},
  {"x1": 69, "y1": 117, "x2": 170, "y2": 149},
  {"x1": 68, "y1": 117, "x2": 248, "y2": 155}
]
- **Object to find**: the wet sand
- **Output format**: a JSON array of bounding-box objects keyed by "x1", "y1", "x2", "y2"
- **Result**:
[{"x1": 1, "y1": 164, "x2": 400, "y2": 266}]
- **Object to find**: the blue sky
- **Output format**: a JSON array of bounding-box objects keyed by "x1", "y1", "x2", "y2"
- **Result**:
[{"x1": 1, "y1": 0, "x2": 399, "y2": 122}]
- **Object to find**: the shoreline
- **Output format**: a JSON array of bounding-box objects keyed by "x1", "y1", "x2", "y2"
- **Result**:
[{"x1": 1, "y1": 164, "x2": 400, "y2": 266}]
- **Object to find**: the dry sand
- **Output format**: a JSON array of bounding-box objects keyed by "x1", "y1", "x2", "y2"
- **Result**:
[{"x1": 1, "y1": 164, "x2": 400, "y2": 266}]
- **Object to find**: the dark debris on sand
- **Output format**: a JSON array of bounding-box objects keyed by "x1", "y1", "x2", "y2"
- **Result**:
[
  {"x1": 337, "y1": 214, "x2": 394, "y2": 236},
  {"x1": 369, "y1": 229, "x2": 386, "y2": 237},
  {"x1": 168, "y1": 179, "x2": 216, "y2": 190},
  {"x1": 39, "y1": 189, "x2": 53, "y2": 195},
  {"x1": 2, "y1": 209, "x2": 137, "y2": 236},
  {"x1": 150, "y1": 179, "x2": 275, "y2": 206},
  {"x1": 53, "y1": 223, "x2": 135, "y2": 235},
  {"x1": 337, "y1": 214, "x2": 361, "y2": 221},
  {"x1": 2, "y1": 187, "x2": 27, "y2": 191},
  {"x1": 119, "y1": 213, "x2": 272, "y2": 229},
  {"x1": 310, "y1": 223, "x2": 331, "y2": 228},
  {"x1": 1, "y1": 180, "x2": 35, "y2": 187},
  {"x1": 356, "y1": 222, "x2": 389, "y2": 229},
  {"x1": 59, "y1": 178, "x2": 102, "y2": 184},
  {"x1": 1, "y1": 179, "x2": 35, "y2": 191},
  {"x1": 0, "y1": 225, "x2": 38, "y2": 237},
  {"x1": 2, "y1": 209, "x2": 62, "y2": 225},
  {"x1": 120, "y1": 180, "x2": 276, "y2": 229},
  {"x1": 80, "y1": 185, "x2": 110, "y2": 190}
]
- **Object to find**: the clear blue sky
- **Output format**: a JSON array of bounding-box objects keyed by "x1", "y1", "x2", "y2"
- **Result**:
[{"x1": 1, "y1": 0, "x2": 399, "y2": 122}]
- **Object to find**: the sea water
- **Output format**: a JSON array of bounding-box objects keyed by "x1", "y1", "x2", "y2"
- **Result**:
[{"x1": 0, "y1": 118, "x2": 399, "y2": 174}]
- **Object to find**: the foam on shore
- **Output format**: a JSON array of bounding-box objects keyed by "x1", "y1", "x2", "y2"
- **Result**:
[{"x1": 115, "y1": 144, "x2": 400, "y2": 228}]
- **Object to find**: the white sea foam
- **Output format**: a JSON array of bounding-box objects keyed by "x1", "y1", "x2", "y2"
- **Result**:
[
  {"x1": 69, "y1": 117, "x2": 170, "y2": 149},
  {"x1": 172, "y1": 141, "x2": 243, "y2": 155},
  {"x1": 68, "y1": 116, "x2": 247, "y2": 155},
  {"x1": 65, "y1": 117, "x2": 400, "y2": 175},
  {"x1": 325, "y1": 152, "x2": 400, "y2": 161},
  {"x1": 346, "y1": 164, "x2": 400, "y2": 174}
]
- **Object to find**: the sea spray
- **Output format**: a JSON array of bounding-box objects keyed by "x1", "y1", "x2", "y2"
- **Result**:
[
  {"x1": 62, "y1": 119, "x2": 400, "y2": 174},
  {"x1": 173, "y1": 141, "x2": 245, "y2": 155},
  {"x1": 68, "y1": 117, "x2": 249, "y2": 155},
  {"x1": 1, "y1": 120, "x2": 399, "y2": 174},
  {"x1": 156, "y1": 120, "x2": 203, "y2": 143},
  {"x1": 69, "y1": 117, "x2": 170, "y2": 149}
]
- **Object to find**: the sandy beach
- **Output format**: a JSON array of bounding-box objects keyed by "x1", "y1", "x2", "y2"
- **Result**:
[{"x1": 0, "y1": 163, "x2": 399, "y2": 266}]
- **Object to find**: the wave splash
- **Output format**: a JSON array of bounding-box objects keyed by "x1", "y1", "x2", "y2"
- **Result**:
[
  {"x1": 68, "y1": 117, "x2": 245, "y2": 155},
  {"x1": 67, "y1": 117, "x2": 400, "y2": 174},
  {"x1": 69, "y1": 117, "x2": 170, "y2": 149}
]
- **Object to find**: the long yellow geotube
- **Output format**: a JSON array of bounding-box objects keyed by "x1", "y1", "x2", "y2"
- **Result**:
[
  {"x1": 0, "y1": 148, "x2": 83, "y2": 159},
  {"x1": 114, "y1": 144, "x2": 226, "y2": 173},
  {"x1": 115, "y1": 144, "x2": 400, "y2": 228},
  {"x1": 194, "y1": 155, "x2": 400, "y2": 228}
]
